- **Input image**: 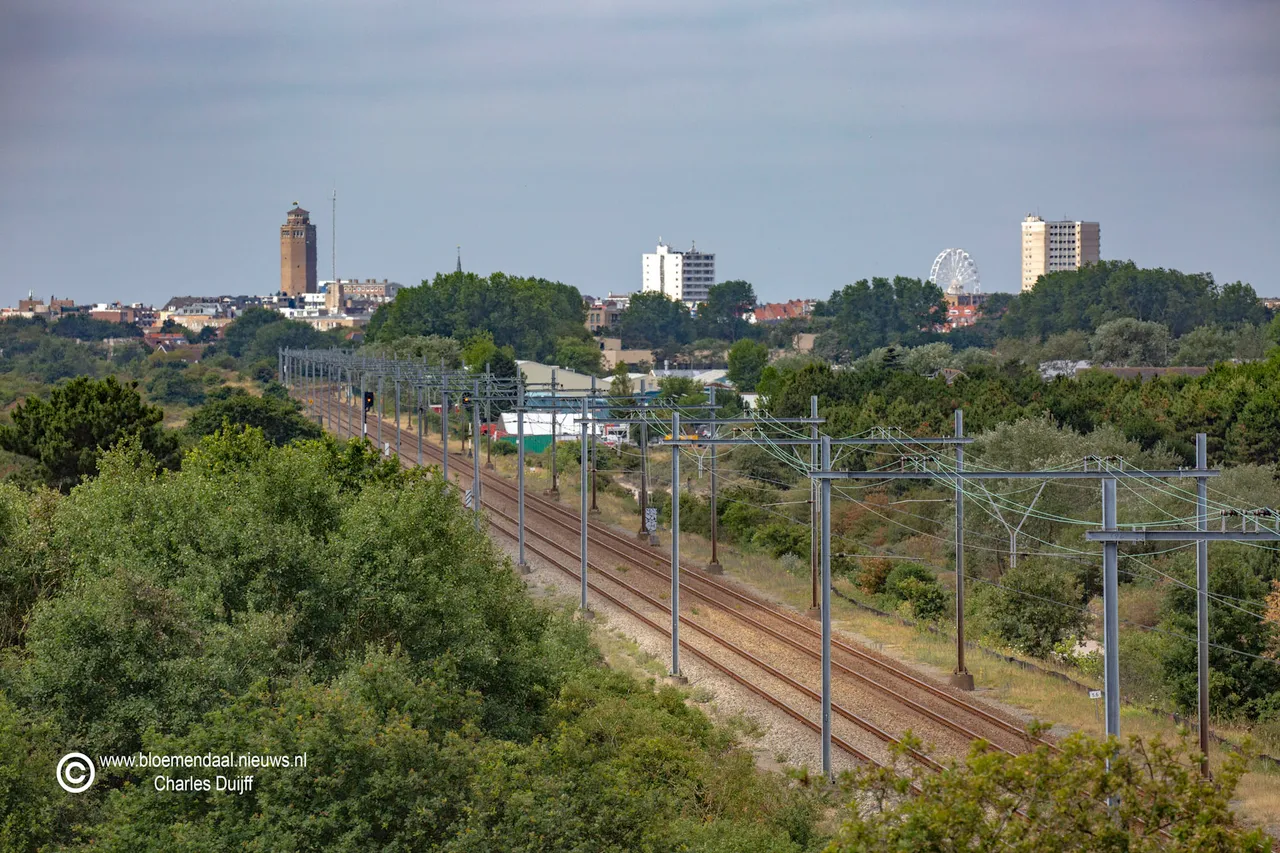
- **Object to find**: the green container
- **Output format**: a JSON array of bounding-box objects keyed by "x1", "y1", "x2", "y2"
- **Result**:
[{"x1": 497, "y1": 434, "x2": 554, "y2": 454}]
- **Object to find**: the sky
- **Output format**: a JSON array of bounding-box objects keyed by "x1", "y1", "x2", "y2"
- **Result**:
[{"x1": 2, "y1": 1, "x2": 1278, "y2": 307}]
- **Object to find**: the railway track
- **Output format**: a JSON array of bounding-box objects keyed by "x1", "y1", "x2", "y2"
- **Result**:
[
  {"x1": 290, "y1": 385, "x2": 1272, "y2": 848},
  {"x1": 313, "y1": 394, "x2": 1045, "y2": 766}
]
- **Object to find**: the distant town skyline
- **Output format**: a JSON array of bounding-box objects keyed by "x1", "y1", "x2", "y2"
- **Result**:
[{"x1": 2, "y1": 2, "x2": 1277, "y2": 307}]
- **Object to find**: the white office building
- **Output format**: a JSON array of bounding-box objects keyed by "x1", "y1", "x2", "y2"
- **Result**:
[{"x1": 642, "y1": 239, "x2": 715, "y2": 307}]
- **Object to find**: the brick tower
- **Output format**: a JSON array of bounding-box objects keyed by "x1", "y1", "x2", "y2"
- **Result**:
[{"x1": 280, "y1": 204, "x2": 318, "y2": 296}]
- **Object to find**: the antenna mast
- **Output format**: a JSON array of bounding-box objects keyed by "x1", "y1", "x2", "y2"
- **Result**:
[{"x1": 331, "y1": 188, "x2": 337, "y2": 284}]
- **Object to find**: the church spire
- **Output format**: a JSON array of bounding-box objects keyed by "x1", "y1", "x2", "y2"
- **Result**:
[{"x1": 456, "y1": 245, "x2": 462, "y2": 273}]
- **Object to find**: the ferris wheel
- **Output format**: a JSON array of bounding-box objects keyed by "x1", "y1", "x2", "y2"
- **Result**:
[{"x1": 929, "y1": 248, "x2": 981, "y2": 295}]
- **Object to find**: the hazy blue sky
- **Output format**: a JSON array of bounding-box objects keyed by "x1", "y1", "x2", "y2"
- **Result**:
[{"x1": 2, "y1": 1, "x2": 1277, "y2": 306}]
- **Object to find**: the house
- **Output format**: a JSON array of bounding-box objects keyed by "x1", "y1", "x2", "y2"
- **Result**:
[
  {"x1": 751, "y1": 300, "x2": 814, "y2": 325},
  {"x1": 584, "y1": 294, "x2": 631, "y2": 333},
  {"x1": 595, "y1": 337, "x2": 654, "y2": 370}
]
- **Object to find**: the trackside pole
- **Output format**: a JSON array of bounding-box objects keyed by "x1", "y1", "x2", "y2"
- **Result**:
[
  {"x1": 1102, "y1": 477, "x2": 1120, "y2": 743},
  {"x1": 951, "y1": 409, "x2": 974, "y2": 690},
  {"x1": 821, "y1": 435, "x2": 833, "y2": 780},
  {"x1": 590, "y1": 376, "x2": 599, "y2": 513},
  {"x1": 707, "y1": 386, "x2": 722, "y2": 573},
  {"x1": 517, "y1": 382, "x2": 528, "y2": 571},
  {"x1": 377, "y1": 375, "x2": 384, "y2": 448},
  {"x1": 442, "y1": 391, "x2": 450, "y2": 482},
  {"x1": 394, "y1": 379, "x2": 401, "y2": 459},
  {"x1": 485, "y1": 363, "x2": 494, "y2": 469},
  {"x1": 670, "y1": 411, "x2": 684, "y2": 681},
  {"x1": 809, "y1": 395, "x2": 819, "y2": 612},
  {"x1": 580, "y1": 399, "x2": 590, "y2": 614},
  {"x1": 549, "y1": 369, "x2": 559, "y2": 498},
  {"x1": 360, "y1": 372, "x2": 368, "y2": 438},
  {"x1": 472, "y1": 380, "x2": 482, "y2": 529},
  {"x1": 416, "y1": 386, "x2": 423, "y2": 466},
  {"x1": 424, "y1": 382, "x2": 432, "y2": 443},
  {"x1": 1196, "y1": 433, "x2": 1210, "y2": 776}
]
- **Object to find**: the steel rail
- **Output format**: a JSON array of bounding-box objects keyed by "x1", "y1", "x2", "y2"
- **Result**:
[{"x1": 324, "y1": 390, "x2": 1047, "y2": 752}]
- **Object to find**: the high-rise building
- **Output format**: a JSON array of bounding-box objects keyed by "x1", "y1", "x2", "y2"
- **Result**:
[
  {"x1": 280, "y1": 205, "x2": 318, "y2": 296},
  {"x1": 1020, "y1": 215, "x2": 1100, "y2": 291},
  {"x1": 642, "y1": 239, "x2": 715, "y2": 306}
]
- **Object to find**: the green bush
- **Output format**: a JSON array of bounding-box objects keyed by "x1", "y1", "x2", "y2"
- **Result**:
[
  {"x1": 883, "y1": 562, "x2": 933, "y2": 600},
  {"x1": 882, "y1": 562, "x2": 947, "y2": 621},
  {"x1": 753, "y1": 522, "x2": 808, "y2": 559},
  {"x1": 978, "y1": 559, "x2": 1086, "y2": 658},
  {"x1": 719, "y1": 488, "x2": 771, "y2": 543},
  {"x1": 144, "y1": 368, "x2": 207, "y2": 406}
]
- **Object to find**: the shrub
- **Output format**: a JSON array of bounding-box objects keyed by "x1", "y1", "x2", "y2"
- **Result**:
[
  {"x1": 831, "y1": 729, "x2": 1269, "y2": 851},
  {"x1": 883, "y1": 562, "x2": 947, "y2": 621},
  {"x1": 883, "y1": 562, "x2": 934, "y2": 600},
  {"x1": 857, "y1": 557, "x2": 894, "y2": 594},
  {"x1": 979, "y1": 559, "x2": 1086, "y2": 658},
  {"x1": 753, "y1": 522, "x2": 808, "y2": 559}
]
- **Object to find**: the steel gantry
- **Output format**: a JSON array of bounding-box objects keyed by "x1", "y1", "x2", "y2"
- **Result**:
[
  {"x1": 807, "y1": 449, "x2": 1244, "y2": 780},
  {"x1": 667, "y1": 421, "x2": 1265, "y2": 782}
]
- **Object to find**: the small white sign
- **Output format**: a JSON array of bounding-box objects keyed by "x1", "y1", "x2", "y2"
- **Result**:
[
  {"x1": 383, "y1": 442, "x2": 391, "y2": 457},
  {"x1": 463, "y1": 489, "x2": 473, "y2": 509},
  {"x1": 645, "y1": 507, "x2": 658, "y2": 532},
  {"x1": 1088, "y1": 689, "x2": 1103, "y2": 700}
]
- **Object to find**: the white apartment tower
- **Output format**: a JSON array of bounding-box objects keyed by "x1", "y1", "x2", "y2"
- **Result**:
[
  {"x1": 1021, "y1": 215, "x2": 1100, "y2": 291},
  {"x1": 642, "y1": 239, "x2": 715, "y2": 306}
]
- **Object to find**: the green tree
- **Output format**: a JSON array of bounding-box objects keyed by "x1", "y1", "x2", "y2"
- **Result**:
[
  {"x1": 701, "y1": 279, "x2": 756, "y2": 341},
  {"x1": 50, "y1": 314, "x2": 142, "y2": 341},
  {"x1": 1172, "y1": 326, "x2": 1237, "y2": 367},
  {"x1": 608, "y1": 361, "x2": 632, "y2": 399},
  {"x1": 222, "y1": 306, "x2": 284, "y2": 358},
  {"x1": 461, "y1": 332, "x2": 500, "y2": 372},
  {"x1": 368, "y1": 271, "x2": 588, "y2": 361},
  {"x1": 619, "y1": 292, "x2": 694, "y2": 357},
  {"x1": 553, "y1": 335, "x2": 604, "y2": 375},
  {"x1": 1001, "y1": 261, "x2": 1264, "y2": 340},
  {"x1": 1160, "y1": 547, "x2": 1280, "y2": 720},
  {"x1": 368, "y1": 333, "x2": 463, "y2": 368},
  {"x1": 813, "y1": 276, "x2": 946, "y2": 360},
  {"x1": 901, "y1": 342, "x2": 954, "y2": 375},
  {"x1": 727, "y1": 338, "x2": 769, "y2": 391},
  {"x1": 1214, "y1": 280, "x2": 1268, "y2": 327},
  {"x1": 0, "y1": 377, "x2": 178, "y2": 491},
  {"x1": 186, "y1": 391, "x2": 322, "y2": 446},
  {"x1": 246, "y1": 319, "x2": 324, "y2": 366},
  {"x1": 1090, "y1": 318, "x2": 1171, "y2": 366}
]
